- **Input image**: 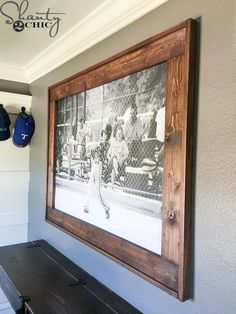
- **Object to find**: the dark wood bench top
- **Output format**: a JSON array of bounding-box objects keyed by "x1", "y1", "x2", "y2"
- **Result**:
[{"x1": 0, "y1": 240, "x2": 141, "y2": 314}]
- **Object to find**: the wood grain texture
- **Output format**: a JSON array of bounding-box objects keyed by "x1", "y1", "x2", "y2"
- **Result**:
[
  {"x1": 49, "y1": 28, "x2": 186, "y2": 101},
  {"x1": 46, "y1": 19, "x2": 197, "y2": 300},
  {"x1": 162, "y1": 55, "x2": 185, "y2": 264},
  {"x1": 0, "y1": 241, "x2": 140, "y2": 313},
  {"x1": 46, "y1": 101, "x2": 56, "y2": 211},
  {"x1": 47, "y1": 208, "x2": 178, "y2": 292},
  {"x1": 177, "y1": 18, "x2": 197, "y2": 301},
  {"x1": 162, "y1": 20, "x2": 197, "y2": 300},
  {"x1": 0, "y1": 92, "x2": 31, "y2": 248},
  {"x1": 48, "y1": 19, "x2": 190, "y2": 92}
]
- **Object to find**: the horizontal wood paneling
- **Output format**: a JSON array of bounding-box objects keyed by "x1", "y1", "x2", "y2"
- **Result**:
[
  {"x1": 0, "y1": 288, "x2": 14, "y2": 314},
  {"x1": 0, "y1": 141, "x2": 29, "y2": 171},
  {"x1": 0, "y1": 212, "x2": 28, "y2": 227},
  {"x1": 0, "y1": 224, "x2": 28, "y2": 246},
  {"x1": 0, "y1": 91, "x2": 31, "y2": 247},
  {"x1": 0, "y1": 172, "x2": 29, "y2": 213}
]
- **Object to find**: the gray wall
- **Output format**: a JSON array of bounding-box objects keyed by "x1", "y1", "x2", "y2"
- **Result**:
[
  {"x1": 0, "y1": 80, "x2": 30, "y2": 95},
  {"x1": 28, "y1": 0, "x2": 236, "y2": 313}
]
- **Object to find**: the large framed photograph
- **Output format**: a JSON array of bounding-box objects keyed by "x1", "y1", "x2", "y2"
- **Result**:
[{"x1": 46, "y1": 19, "x2": 197, "y2": 300}]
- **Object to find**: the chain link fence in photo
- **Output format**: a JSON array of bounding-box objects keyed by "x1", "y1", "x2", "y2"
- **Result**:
[{"x1": 56, "y1": 62, "x2": 167, "y2": 204}]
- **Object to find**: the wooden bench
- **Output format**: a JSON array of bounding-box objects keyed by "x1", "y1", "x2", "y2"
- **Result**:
[{"x1": 0, "y1": 240, "x2": 140, "y2": 314}]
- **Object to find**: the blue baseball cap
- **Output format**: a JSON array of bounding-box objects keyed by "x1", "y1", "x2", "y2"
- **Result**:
[
  {"x1": 13, "y1": 107, "x2": 35, "y2": 147},
  {"x1": 0, "y1": 104, "x2": 11, "y2": 141}
]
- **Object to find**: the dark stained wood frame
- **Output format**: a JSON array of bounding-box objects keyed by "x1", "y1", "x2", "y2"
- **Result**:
[{"x1": 46, "y1": 19, "x2": 197, "y2": 301}]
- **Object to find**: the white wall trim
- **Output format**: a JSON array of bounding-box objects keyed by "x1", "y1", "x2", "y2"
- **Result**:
[
  {"x1": 0, "y1": 0, "x2": 167, "y2": 83},
  {"x1": 25, "y1": 0, "x2": 168, "y2": 82}
]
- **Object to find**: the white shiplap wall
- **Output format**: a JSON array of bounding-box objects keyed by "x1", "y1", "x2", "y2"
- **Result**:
[
  {"x1": 0, "y1": 92, "x2": 32, "y2": 313},
  {"x1": 0, "y1": 91, "x2": 32, "y2": 247},
  {"x1": 0, "y1": 288, "x2": 14, "y2": 314}
]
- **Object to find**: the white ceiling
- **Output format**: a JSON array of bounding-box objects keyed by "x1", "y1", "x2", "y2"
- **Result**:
[{"x1": 0, "y1": 0, "x2": 167, "y2": 83}]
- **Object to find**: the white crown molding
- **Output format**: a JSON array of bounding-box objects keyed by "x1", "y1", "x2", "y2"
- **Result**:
[
  {"x1": 24, "y1": 0, "x2": 168, "y2": 83},
  {"x1": 0, "y1": 63, "x2": 28, "y2": 83},
  {"x1": 0, "y1": 0, "x2": 168, "y2": 83}
]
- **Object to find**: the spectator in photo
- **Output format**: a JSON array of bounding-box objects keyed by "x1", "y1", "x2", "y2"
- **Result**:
[
  {"x1": 107, "y1": 127, "x2": 129, "y2": 185},
  {"x1": 99, "y1": 127, "x2": 111, "y2": 183},
  {"x1": 123, "y1": 102, "x2": 144, "y2": 165},
  {"x1": 123, "y1": 103, "x2": 143, "y2": 145},
  {"x1": 100, "y1": 128, "x2": 110, "y2": 158},
  {"x1": 56, "y1": 129, "x2": 64, "y2": 173},
  {"x1": 76, "y1": 118, "x2": 90, "y2": 160},
  {"x1": 148, "y1": 102, "x2": 159, "y2": 139},
  {"x1": 155, "y1": 106, "x2": 165, "y2": 143},
  {"x1": 141, "y1": 144, "x2": 164, "y2": 194},
  {"x1": 111, "y1": 115, "x2": 119, "y2": 138},
  {"x1": 102, "y1": 119, "x2": 112, "y2": 141},
  {"x1": 151, "y1": 144, "x2": 164, "y2": 194}
]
